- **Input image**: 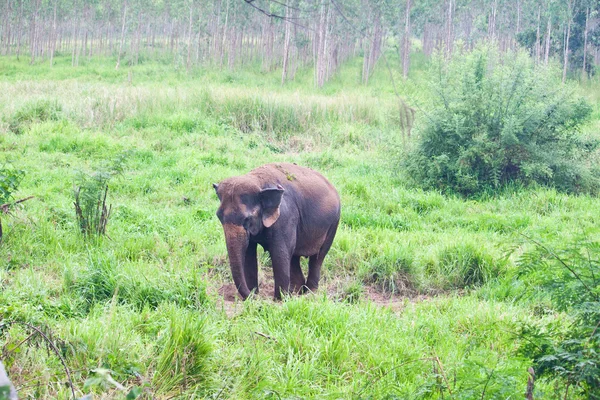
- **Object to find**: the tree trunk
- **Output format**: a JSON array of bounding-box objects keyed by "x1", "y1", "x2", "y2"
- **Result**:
[
  {"x1": 186, "y1": 3, "x2": 193, "y2": 71},
  {"x1": 562, "y1": 1, "x2": 572, "y2": 83},
  {"x1": 535, "y1": 6, "x2": 541, "y2": 62},
  {"x1": 402, "y1": 0, "x2": 412, "y2": 79},
  {"x1": 116, "y1": 1, "x2": 127, "y2": 70},
  {"x1": 446, "y1": 0, "x2": 453, "y2": 57},
  {"x1": 544, "y1": 16, "x2": 551, "y2": 65},
  {"x1": 30, "y1": 0, "x2": 41, "y2": 64},
  {"x1": 50, "y1": 0, "x2": 57, "y2": 66},
  {"x1": 582, "y1": 7, "x2": 589, "y2": 79},
  {"x1": 281, "y1": 0, "x2": 292, "y2": 85}
]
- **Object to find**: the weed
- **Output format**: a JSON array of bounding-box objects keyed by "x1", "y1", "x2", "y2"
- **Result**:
[{"x1": 153, "y1": 307, "x2": 212, "y2": 393}]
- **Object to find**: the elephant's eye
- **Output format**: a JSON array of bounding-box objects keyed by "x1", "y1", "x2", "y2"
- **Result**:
[{"x1": 243, "y1": 216, "x2": 251, "y2": 230}]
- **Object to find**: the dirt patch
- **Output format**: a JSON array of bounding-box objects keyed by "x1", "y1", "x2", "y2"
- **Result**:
[{"x1": 211, "y1": 278, "x2": 434, "y2": 317}]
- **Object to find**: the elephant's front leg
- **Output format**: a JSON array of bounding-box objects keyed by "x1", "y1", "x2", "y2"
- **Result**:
[
  {"x1": 244, "y1": 242, "x2": 259, "y2": 294},
  {"x1": 269, "y1": 246, "x2": 293, "y2": 300}
]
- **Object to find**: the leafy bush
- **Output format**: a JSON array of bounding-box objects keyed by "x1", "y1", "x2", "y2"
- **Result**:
[
  {"x1": 404, "y1": 45, "x2": 597, "y2": 196},
  {"x1": 0, "y1": 165, "x2": 24, "y2": 205},
  {"x1": 7, "y1": 99, "x2": 63, "y2": 135},
  {"x1": 517, "y1": 237, "x2": 600, "y2": 398}
]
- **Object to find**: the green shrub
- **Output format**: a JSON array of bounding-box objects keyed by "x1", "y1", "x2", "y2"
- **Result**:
[
  {"x1": 404, "y1": 45, "x2": 597, "y2": 196},
  {"x1": 0, "y1": 164, "x2": 24, "y2": 205},
  {"x1": 517, "y1": 237, "x2": 600, "y2": 398},
  {"x1": 426, "y1": 243, "x2": 499, "y2": 290},
  {"x1": 7, "y1": 100, "x2": 63, "y2": 134}
]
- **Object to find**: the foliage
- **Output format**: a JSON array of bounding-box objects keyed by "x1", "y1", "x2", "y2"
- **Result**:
[
  {"x1": 0, "y1": 165, "x2": 24, "y2": 205},
  {"x1": 404, "y1": 45, "x2": 596, "y2": 196},
  {"x1": 517, "y1": 236, "x2": 600, "y2": 398}
]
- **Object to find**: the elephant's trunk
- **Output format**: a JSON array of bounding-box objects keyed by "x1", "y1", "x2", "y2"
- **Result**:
[{"x1": 223, "y1": 223, "x2": 251, "y2": 299}]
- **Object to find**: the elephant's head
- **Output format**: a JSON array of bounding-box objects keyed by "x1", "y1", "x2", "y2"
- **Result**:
[{"x1": 213, "y1": 177, "x2": 284, "y2": 298}]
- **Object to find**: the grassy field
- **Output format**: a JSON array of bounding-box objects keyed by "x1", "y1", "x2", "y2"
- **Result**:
[{"x1": 0, "y1": 54, "x2": 599, "y2": 399}]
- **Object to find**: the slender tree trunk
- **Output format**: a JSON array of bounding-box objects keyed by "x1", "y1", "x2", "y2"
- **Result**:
[
  {"x1": 446, "y1": 0, "x2": 453, "y2": 57},
  {"x1": 30, "y1": 0, "x2": 41, "y2": 64},
  {"x1": 281, "y1": 0, "x2": 292, "y2": 85},
  {"x1": 2, "y1": 0, "x2": 11, "y2": 55},
  {"x1": 535, "y1": 6, "x2": 541, "y2": 62},
  {"x1": 116, "y1": 1, "x2": 127, "y2": 70},
  {"x1": 582, "y1": 7, "x2": 589, "y2": 79},
  {"x1": 50, "y1": 0, "x2": 57, "y2": 66},
  {"x1": 186, "y1": 3, "x2": 193, "y2": 71},
  {"x1": 544, "y1": 16, "x2": 551, "y2": 65},
  {"x1": 316, "y1": 1, "x2": 330, "y2": 88},
  {"x1": 15, "y1": 0, "x2": 22, "y2": 60},
  {"x1": 562, "y1": 1, "x2": 572, "y2": 83},
  {"x1": 220, "y1": 0, "x2": 230, "y2": 69},
  {"x1": 402, "y1": 0, "x2": 412, "y2": 79}
]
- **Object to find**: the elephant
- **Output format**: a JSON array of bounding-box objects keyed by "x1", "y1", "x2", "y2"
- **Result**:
[{"x1": 214, "y1": 163, "x2": 340, "y2": 300}]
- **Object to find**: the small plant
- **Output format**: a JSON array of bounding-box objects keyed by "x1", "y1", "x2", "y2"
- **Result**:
[
  {"x1": 73, "y1": 152, "x2": 129, "y2": 236},
  {"x1": 0, "y1": 164, "x2": 32, "y2": 242},
  {"x1": 517, "y1": 236, "x2": 600, "y2": 398},
  {"x1": 0, "y1": 164, "x2": 24, "y2": 206},
  {"x1": 7, "y1": 99, "x2": 62, "y2": 135},
  {"x1": 74, "y1": 170, "x2": 112, "y2": 236}
]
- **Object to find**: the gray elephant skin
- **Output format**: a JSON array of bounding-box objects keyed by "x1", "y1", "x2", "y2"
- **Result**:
[
  {"x1": 0, "y1": 360, "x2": 17, "y2": 400},
  {"x1": 214, "y1": 163, "x2": 340, "y2": 300}
]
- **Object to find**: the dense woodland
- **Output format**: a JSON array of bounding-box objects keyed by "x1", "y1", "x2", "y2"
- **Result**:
[{"x1": 1, "y1": 0, "x2": 600, "y2": 85}]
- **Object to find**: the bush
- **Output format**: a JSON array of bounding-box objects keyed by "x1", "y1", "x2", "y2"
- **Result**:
[
  {"x1": 404, "y1": 45, "x2": 597, "y2": 196},
  {"x1": 517, "y1": 237, "x2": 600, "y2": 398},
  {"x1": 7, "y1": 99, "x2": 62, "y2": 135},
  {"x1": 0, "y1": 164, "x2": 24, "y2": 205}
]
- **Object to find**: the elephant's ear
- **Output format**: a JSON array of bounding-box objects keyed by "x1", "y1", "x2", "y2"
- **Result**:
[
  {"x1": 260, "y1": 185, "x2": 284, "y2": 228},
  {"x1": 213, "y1": 183, "x2": 221, "y2": 200}
]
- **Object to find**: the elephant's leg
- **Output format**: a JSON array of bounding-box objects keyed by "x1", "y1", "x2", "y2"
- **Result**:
[
  {"x1": 290, "y1": 256, "x2": 306, "y2": 293},
  {"x1": 244, "y1": 242, "x2": 259, "y2": 294},
  {"x1": 306, "y1": 220, "x2": 339, "y2": 292},
  {"x1": 270, "y1": 246, "x2": 292, "y2": 300}
]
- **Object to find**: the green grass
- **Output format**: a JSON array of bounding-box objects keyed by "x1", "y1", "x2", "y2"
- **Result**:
[{"x1": 0, "y1": 55, "x2": 599, "y2": 398}]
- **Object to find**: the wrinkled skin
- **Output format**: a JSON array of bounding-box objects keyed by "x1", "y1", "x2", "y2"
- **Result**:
[{"x1": 214, "y1": 163, "x2": 340, "y2": 300}]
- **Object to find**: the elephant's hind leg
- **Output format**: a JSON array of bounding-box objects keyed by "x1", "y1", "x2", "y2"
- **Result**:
[
  {"x1": 290, "y1": 256, "x2": 306, "y2": 293},
  {"x1": 305, "y1": 220, "x2": 339, "y2": 292}
]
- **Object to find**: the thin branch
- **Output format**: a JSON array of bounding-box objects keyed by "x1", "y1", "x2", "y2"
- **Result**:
[
  {"x1": 0, "y1": 321, "x2": 77, "y2": 399},
  {"x1": 253, "y1": 331, "x2": 278, "y2": 342},
  {"x1": 242, "y1": 0, "x2": 313, "y2": 31},
  {"x1": 521, "y1": 233, "x2": 596, "y2": 297}
]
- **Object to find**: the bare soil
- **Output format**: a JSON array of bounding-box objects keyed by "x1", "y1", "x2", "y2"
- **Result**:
[{"x1": 209, "y1": 279, "x2": 434, "y2": 318}]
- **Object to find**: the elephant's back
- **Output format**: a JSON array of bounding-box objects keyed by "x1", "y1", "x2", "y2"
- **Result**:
[
  {"x1": 251, "y1": 162, "x2": 338, "y2": 195},
  {"x1": 251, "y1": 162, "x2": 340, "y2": 216}
]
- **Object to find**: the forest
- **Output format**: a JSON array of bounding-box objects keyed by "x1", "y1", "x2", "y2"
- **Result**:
[
  {"x1": 1, "y1": 0, "x2": 600, "y2": 399},
  {"x1": 1, "y1": 0, "x2": 600, "y2": 83}
]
